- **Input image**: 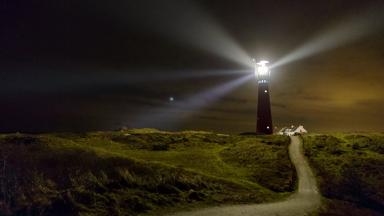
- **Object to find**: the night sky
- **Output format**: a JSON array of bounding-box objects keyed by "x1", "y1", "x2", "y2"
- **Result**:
[{"x1": 2, "y1": 0, "x2": 384, "y2": 133}]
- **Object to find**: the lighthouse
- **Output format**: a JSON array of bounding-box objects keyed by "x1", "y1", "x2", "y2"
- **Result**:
[{"x1": 254, "y1": 60, "x2": 273, "y2": 134}]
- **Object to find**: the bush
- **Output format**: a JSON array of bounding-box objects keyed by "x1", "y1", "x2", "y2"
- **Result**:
[
  {"x1": 0, "y1": 134, "x2": 43, "y2": 146},
  {"x1": 368, "y1": 136, "x2": 384, "y2": 154},
  {"x1": 151, "y1": 143, "x2": 169, "y2": 151}
]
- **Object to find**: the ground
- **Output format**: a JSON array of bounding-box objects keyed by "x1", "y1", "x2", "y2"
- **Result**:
[{"x1": 2, "y1": 130, "x2": 382, "y2": 215}]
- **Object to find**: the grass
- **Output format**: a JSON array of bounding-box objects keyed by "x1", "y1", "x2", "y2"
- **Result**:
[
  {"x1": 302, "y1": 134, "x2": 384, "y2": 215},
  {"x1": 0, "y1": 130, "x2": 293, "y2": 215}
]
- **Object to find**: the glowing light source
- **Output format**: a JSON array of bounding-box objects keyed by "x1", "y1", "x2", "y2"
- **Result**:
[{"x1": 252, "y1": 59, "x2": 270, "y2": 78}]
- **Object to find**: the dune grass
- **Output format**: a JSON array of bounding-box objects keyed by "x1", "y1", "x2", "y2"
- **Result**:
[
  {"x1": 0, "y1": 130, "x2": 293, "y2": 215},
  {"x1": 302, "y1": 134, "x2": 384, "y2": 215}
]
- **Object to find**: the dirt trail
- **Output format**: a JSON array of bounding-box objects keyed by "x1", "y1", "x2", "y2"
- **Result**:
[{"x1": 169, "y1": 136, "x2": 321, "y2": 216}]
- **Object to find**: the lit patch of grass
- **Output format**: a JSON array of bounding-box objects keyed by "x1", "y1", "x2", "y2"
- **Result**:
[{"x1": 220, "y1": 135, "x2": 295, "y2": 192}]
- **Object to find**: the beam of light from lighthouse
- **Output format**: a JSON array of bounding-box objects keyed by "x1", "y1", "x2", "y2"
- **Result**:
[
  {"x1": 271, "y1": 4, "x2": 384, "y2": 69},
  {"x1": 128, "y1": 73, "x2": 254, "y2": 129},
  {"x1": 116, "y1": 0, "x2": 252, "y2": 67},
  {"x1": 1, "y1": 67, "x2": 250, "y2": 95}
]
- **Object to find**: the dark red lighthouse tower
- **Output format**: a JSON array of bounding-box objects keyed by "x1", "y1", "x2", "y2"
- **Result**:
[{"x1": 254, "y1": 60, "x2": 273, "y2": 134}]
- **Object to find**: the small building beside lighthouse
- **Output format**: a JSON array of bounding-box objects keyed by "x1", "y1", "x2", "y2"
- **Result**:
[{"x1": 278, "y1": 125, "x2": 308, "y2": 136}]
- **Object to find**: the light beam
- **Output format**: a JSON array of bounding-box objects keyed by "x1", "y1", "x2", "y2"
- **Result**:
[
  {"x1": 128, "y1": 73, "x2": 254, "y2": 129},
  {"x1": 117, "y1": 0, "x2": 251, "y2": 67},
  {"x1": 0, "y1": 68, "x2": 249, "y2": 94},
  {"x1": 271, "y1": 4, "x2": 384, "y2": 68}
]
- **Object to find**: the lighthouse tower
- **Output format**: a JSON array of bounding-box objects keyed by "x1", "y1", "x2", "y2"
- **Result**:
[{"x1": 254, "y1": 60, "x2": 273, "y2": 134}]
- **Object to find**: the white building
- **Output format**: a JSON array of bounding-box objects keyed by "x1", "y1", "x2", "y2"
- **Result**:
[{"x1": 278, "y1": 125, "x2": 308, "y2": 136}]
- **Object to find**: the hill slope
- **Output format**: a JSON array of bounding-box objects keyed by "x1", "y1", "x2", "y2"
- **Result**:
[
  {"x1": 303, "y1": 134, "x2": 384, "y2": 216},
  {"x1": 0, "y1": 130, "x2": 294, "y2": 215}
]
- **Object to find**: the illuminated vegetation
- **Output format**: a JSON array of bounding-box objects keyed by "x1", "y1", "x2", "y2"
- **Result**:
[
  {"x1": 303, "y1": 134, "x2": 384, "y2": 215},
  {"x1": 0, "y1": 130, "x2": 293, "y2": 215}
]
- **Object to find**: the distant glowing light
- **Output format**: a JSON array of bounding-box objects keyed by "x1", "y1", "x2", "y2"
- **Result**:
[
  {"x1": 264, "y1": 90, "x2": 268, "y2": 93},
  {"x1": 169, "y1": 97, "x2": 175, "y2": 102}
]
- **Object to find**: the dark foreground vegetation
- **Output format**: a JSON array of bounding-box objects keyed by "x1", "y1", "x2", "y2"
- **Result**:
[
  {"x1": 303, "y1": 134, "x2": 384, "y2": 216},
  {"x1": 0, "y1": 129, "x2": 293, "y2": 215}
]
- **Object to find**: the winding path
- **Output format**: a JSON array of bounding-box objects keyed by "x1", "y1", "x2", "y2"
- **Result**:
[{"x1": 169, "y1": 136, "x2": 321, "y2": 216}]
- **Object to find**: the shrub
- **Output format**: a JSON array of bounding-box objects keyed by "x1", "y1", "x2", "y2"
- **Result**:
[
  {"x1": 151, "y1": 143, "x2": 169, "y2": 151},
  {"x1": 1, "y1": 134, "x2": 43, "y2": 146}
]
